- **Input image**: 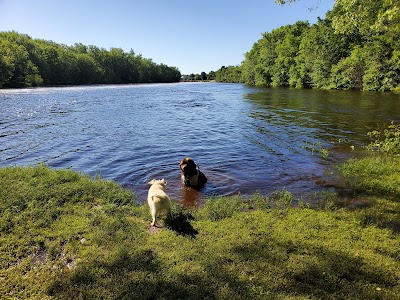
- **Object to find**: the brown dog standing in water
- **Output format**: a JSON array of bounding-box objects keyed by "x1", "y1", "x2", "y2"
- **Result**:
[{"x1": 179, "y1": 157, "x2": 207, "y2": 189}]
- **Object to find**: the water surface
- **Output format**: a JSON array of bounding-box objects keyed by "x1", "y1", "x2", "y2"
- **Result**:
[{"x1": 1, "y1": 83, "x2": 399, "y2": 205}]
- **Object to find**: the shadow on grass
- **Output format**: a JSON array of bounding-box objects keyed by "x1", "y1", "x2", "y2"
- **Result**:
[
  {"x1": 165, "y1": 211, "x2": 198, "y2": 238},
  {"x1": 334, "y1": 189, "x2": 400, "y2": 234},
  {"x1": 46, "y1": 235, "x2": 399, "y2": 300},
  {"x1": 46, "y1": 248, "x2": 222, "y2": 299},
  {"x1": 355, "y1": 205, "x2": 400, "y2": 233},
  {"x1": 231, "y1": 238, "x2": 399, "y2": 300},
  {"x1": 47, "y1": 249, "x2": 210, "y2": 299}
]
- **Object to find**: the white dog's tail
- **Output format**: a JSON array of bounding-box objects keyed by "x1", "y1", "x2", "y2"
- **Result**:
[{"x1": 151, "y1": 195, "x2": 166, "y2": 204}]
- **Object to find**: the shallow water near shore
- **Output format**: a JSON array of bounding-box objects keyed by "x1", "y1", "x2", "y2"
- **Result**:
[{"x1": 1, "y1": 82, "x2": 399, "y2": 205}]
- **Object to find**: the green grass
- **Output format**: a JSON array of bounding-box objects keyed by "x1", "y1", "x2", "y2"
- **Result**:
[
  {"x1": 341, "y1": 155, "x2": 400, "y2": 198},
  {"x1": 339, "y1": 155, "x2": 400, "y2": 233},
  {"x1": 1, "y1": 164, "x2": 400, "y2": 299}
]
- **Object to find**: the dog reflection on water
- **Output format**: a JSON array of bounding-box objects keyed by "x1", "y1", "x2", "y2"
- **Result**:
[{"x1": 180, "y1": 186, "x2": 202, "y2": 207}]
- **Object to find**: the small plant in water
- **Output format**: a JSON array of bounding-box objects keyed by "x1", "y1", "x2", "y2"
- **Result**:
[
  {"x1": 302, "y1": 141, "x2": 329, "y2": 157},
  {"x1": 367, "y1": 122, "x2": 400, "y2": 154}
]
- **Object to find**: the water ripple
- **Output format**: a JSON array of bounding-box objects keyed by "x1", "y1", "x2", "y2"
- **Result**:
[{"x1": 1, "y1": 83, "x2": 400, "y2": 205}]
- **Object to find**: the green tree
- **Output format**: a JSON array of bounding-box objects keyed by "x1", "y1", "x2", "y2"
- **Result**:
[
  {"x1": 24, "y1": 61, "x2": 43, "y2": 87},
  {"x1": 271, "y1": 22, "x2": 309, "y2": 87},
  {"x1": 331, "y1": 46, "x2": 365, "y2": 90},
  {"x1": 277, "y1": 0, "x2": 400, "y2": 35},
  {"x1": 241, "y1": 49, "x2": 257, "y2": 85},
  {"x1": 32, "y1": 40, "x2": 63, "y2": 85},
  {"x1": 208, "y1": 71, "x2": 216, "y2": 80},
  {"x1": 0, "y1": 40, "x2": 15, "y2": 86},
  {"x1": 387, "y1": 49, "x2": 400, "y2": 91},
  {"x1": 0, "y1": 32, "x2": 43, "y2": 87},
  {"x1": 240, "y1": 21, "x2": 309, "y2": 87},
  {"x1": 215, "y1": 65, "x2": 243, "y2": 83},
  {"x1": 217, "y1": 0, "x2": 400, "y2": 91},
  {"x1": 293, "y1": 16, "x2": 356, "y2": 89},
  {"x1": 0, "y1": 31, "x2": 181, "y2": 88},
  {"x1": 331, "y1": 0, "x2": 400, "y2": 35}
]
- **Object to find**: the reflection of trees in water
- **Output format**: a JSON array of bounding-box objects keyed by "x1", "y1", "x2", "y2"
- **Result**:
[{"x1": 244, "y1": 88, "x2": 400, "y2": 147}]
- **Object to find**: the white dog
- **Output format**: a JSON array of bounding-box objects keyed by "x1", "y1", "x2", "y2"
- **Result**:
[{"x1": 147, "y1": 179, "x2": 172, "y2": 226}]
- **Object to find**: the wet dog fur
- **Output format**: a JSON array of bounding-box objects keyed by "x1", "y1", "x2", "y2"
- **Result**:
[{"x1": 179, "y1": 157, "x2": 207, "y2": 189}]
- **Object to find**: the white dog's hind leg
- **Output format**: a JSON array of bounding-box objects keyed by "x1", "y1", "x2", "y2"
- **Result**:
[{"x1": 150, "y1": 206, "x2": 156, "y2": 226}]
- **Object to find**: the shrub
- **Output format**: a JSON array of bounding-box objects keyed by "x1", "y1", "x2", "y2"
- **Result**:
[{"x1": 367, "y1": 122, "x2": 400, "y2": 154}]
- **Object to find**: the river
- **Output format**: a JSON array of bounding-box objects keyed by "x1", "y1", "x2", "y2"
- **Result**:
[{"x1": 1, "y1": 82, "x2": 399, "y2": 205}]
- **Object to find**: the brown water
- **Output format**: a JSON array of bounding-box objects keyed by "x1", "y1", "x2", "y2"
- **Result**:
[{"x1": 1, "y1": 82, "x2": 399, "y2": 205}]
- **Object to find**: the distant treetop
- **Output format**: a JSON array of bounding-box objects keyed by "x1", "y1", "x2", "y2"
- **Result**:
[{"x1": 0, "y1": 31, "x2": 181, "y2": 88}]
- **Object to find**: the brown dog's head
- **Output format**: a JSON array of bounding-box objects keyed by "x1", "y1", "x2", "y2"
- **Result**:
[
  {"x1": 180, "y1": 157, "x2": 207, "y2": 188},
  {"x1": 180, "y1": 157, "x2": 197, "y2": 175},
  {"x1": 180, "y1": 157, "x2": 198, "y2": 185}
]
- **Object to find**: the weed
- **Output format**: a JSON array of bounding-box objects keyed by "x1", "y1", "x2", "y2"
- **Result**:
[
  {"x1": 271, "y1": 189, "x2": 294, "y2": 209},
  {"x1": 246, "y1": 191, "x2": 271, "y2": 210},
  {"x1": 367, "y1": 122, "x2": 400, "y2": 154},
  {"x1": 199, "y1": 194, "x2": 245, "y2": 221},
  {"x1": 302, "y1": 140, "x2": 329, "y2": 157}
]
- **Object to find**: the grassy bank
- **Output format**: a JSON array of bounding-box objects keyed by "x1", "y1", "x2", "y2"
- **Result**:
[{"x1": 1, "y1": 163, "x2": 399, "y2": 299}]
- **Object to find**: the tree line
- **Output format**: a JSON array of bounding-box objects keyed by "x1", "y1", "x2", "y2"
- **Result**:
[
  {"x1": 216, "y1": 0, "x2": 400, "y2": 91},
  {"x1": 0, "y1": 31, "x2": 181, "y2": 88},
  {"x1": 181, "y1": 71, "x2": 216, "y2": 81}
]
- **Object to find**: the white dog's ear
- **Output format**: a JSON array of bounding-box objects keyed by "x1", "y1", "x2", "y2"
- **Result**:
[{"x1": 148, "y1": 179, "x2": 155, "y2": 185}]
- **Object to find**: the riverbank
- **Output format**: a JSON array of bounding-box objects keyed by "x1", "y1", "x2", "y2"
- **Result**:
[{"x1": 1, "y1": 159, "x2": 399, "y2": 299}]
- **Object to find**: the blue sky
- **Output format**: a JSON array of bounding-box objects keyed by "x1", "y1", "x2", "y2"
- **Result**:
[{"x1": 0, "y1": 0, "x2": 335, "y2": 74}]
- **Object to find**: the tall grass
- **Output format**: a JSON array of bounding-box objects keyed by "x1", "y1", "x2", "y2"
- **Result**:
[{"x1": 340, "y1": 155, "x2": 400, "y2": 198}]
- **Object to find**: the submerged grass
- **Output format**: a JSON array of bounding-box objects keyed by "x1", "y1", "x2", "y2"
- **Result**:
[{"x1": 1, "y1": 164, "x2": 400, "y2": 299}]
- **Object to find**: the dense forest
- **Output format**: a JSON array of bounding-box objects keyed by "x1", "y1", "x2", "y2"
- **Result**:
[
  {"x1": 216, "y1": 0, "x2": 400, "y2": 91},
  {"x1": 0, "y1": 31, "x2": 181, "y2": 88},
  {"x1": 181, "y1": 71, "x2": 216, "y2": 82}
]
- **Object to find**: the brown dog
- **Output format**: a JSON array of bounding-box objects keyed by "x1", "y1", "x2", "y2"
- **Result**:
[{"x1": 180, "y1": 157, "x2": 207, "y2": 189}]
